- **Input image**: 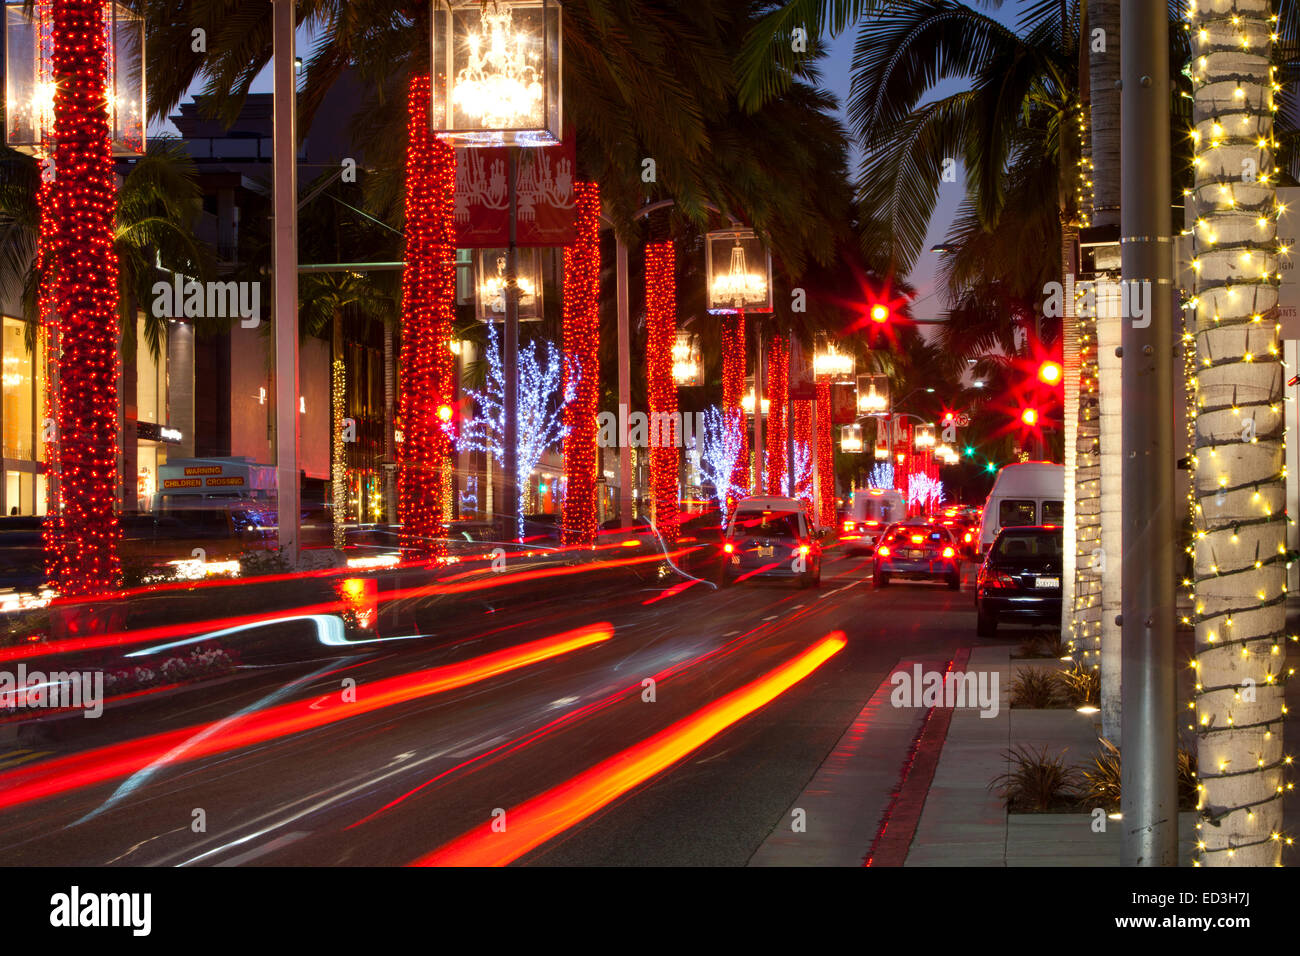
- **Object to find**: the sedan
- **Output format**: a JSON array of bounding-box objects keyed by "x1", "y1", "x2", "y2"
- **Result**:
[
  {"x1": 872, "y1": 523, "x2": 961, "y2": 589},
  {"x1": 975, "y1": 525, "x2": 1063, "y2": 637}
]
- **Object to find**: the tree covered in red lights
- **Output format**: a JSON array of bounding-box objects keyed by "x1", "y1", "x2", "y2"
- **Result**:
[
  {"x1": 561, "y1": 182, "x2": 601, "y2": 546},
  {"x1": 45, "y1": 0, "x2": 121, "y2": 596},
  {"x1": 398, "y1": 75, "x2": 456, "y2": 559}
]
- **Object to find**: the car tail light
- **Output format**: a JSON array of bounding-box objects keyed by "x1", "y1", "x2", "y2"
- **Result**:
[
  {"x1": 942, "y1": 547, "x2": 955, "y2": 558},
  {"x1": 723, "y1": 543, "x2": 734, "y2": 554},
  {"x1": 866, "y1": 520, "x2": 879, "y2": 526},
  {"x1": 842, "y1": 519, "x2": 854, "y2": 531},
  {"x1": 981, "y1": 571, "x2": 1019, "y2": 589},
  {"x1": 878, "y1": 546, "x2": 891, "y2": 557},
  {"x1": 797, "y1": 544, "x2": 811, "y2": 556},
  {"x1": 964, "y1": 532, "x2": 972, "y2": 543}
]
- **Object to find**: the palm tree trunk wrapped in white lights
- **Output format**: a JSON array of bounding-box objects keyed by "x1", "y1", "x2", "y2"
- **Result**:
[{"x1": 1189, "y1": 0, "x2": 1287, "y2": 867}]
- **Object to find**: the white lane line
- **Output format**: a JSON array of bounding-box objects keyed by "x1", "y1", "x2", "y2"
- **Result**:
[
  {"x1": 762, "y1": 615, "x2": 779, "y2": 622},
  {"x1": 820, "y1": 579, "x2": 864, "y2": 600},
  {"x1": 723, "y1": 630, "x2": 740, "y2": 637}
]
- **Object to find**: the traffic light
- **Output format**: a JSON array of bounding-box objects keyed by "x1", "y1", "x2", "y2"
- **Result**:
[
  {"x1": 869, "y1": 303, "x2": 890, "y2": 324},
  {"x1": 1021, "y1": 407, "x2": 1039, "y2": 427},
  {"x1": 1037, "y1": 360, "x2": 1062, "y2": 386},
  {"x1": 437, "y1": 403, "x2": 456, "y2": 438}
]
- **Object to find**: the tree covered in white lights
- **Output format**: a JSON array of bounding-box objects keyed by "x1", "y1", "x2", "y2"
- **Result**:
[
  {"x1": 699, "y1": 405, "x2": 746, "y2": 519},
  {"x1": 458, "y1": 323, "x2": 574, "y2": 539}
]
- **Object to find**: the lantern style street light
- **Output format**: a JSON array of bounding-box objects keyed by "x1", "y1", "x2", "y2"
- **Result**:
[
  {"x1": 857, "y1": 373, "x2": 889, "y2": 416},
  {"x1": 705, "y1": 228, "x2": 772, "y2": 314},
  {"x1": 841, "y1": 424, "x2": 863, "y2": 453},
  {"x1": 475, "y1": 247, "x2": 542, "y2": 322},
  {"x1": 874, "y1": 437, "x2": 890, "y2": 460},
  {"x1": 812, "y1": 333, "x2": 854, "y2": 383},
  {"x1": 671, "y1": 330, "x2": 701, "y2": 386},
  {"x1": 914, "y1": 423, "x2": 936, "y2": 450},
  {"x1": 430, "y1": 0, "x2": 562, "y2": 147},
  {"x1": 6, "y1": 0, "x2": 144, "y2": 156},
  {"x1": 741, "y1": 387, "x2": 770, "y2": 416}
]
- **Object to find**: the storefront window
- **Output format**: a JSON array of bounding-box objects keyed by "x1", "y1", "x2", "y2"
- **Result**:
[{"x1": 2, "y1": 316, "x2": 35, "y2": 461}]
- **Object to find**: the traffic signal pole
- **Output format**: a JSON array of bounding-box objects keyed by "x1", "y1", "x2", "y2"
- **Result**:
[{"x1": 1119, "y1": 0, "x2": 1177, "y2": 866}]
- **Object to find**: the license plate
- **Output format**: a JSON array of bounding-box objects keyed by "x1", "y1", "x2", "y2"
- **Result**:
[
  {"x1": 906, "y1": 550, "x2": 925, "y2": 559},
  {"x1": 757, "y1": 546, "x2": 774, "y2": 557},
  {"x1": 1035, "y1": 576, "x2": 1059, "y2": 588}
]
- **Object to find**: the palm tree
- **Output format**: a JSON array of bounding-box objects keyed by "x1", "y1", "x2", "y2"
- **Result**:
[
  {"x1": 1188, "y1": 0, "x2": 1286, "y2": 868},
  {"x1": 300, "y1": 271, "x2": 391, "y2": 548},
  {"x1": 0, "y1": 138, "x2": 208, "y2": 357}
]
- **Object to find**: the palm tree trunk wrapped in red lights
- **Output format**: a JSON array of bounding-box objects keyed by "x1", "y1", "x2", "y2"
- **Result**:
[
  {"x1": 45, "y1": 0, "x2": 121, "y2": 596},
  {"x1": 560, "y1": 181, "x2": 601, "y2": 546},
  {"x1": 722, "y1": 314, "x2": 747, "y2": 508},
  {"x1": 398, "y1": 75, "x2": 456, "y2": 560},
  {"x1": 644, "y1": 240, "x2": 678, "y2": 540},
  {"x1": 764, "y1": 335, "x2": 789, "y2": 495},
  {"x1": 816, "y1": 380, "x2": 833, "y2": 528}
]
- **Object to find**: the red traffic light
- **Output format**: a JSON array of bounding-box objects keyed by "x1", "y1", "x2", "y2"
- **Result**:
[
  {"x1": 1037, "y1": 361, "x2": 1062, "y2": 386},
  {"x1": 1021, "y1": 407, "x2": 1039, "y2": 427},
  {"x1": 437, "y1": 404, "x2": 454, "y2": 423},
  {"x1": 869, "y1": 304, "x2": 890, "y2": 324}
]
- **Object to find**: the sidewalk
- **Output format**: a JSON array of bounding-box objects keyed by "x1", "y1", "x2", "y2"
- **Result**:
[{"x1": 750, "y1": 642, "x2": 1204, "y2": 866}]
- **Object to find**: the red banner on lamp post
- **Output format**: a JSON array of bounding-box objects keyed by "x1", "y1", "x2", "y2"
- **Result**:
[{"x1": 453, "y1": 142, "x2": 577, "y2": 247}]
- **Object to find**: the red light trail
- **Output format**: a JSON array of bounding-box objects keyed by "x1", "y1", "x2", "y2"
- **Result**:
[{"x1": 412, "y1": 632, "x2": 847, "y2": 866}]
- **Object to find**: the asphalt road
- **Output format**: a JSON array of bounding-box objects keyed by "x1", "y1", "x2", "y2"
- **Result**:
[{"x1": 0, "y1": 548, "x2": 1000, "y2": 866}]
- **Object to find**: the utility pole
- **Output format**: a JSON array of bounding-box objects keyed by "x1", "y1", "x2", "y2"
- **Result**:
[
  {"x1": 503, "y1": 148, "x2": 520, "y2": 539},
  {"x1": 272, "y1": 0, "x2": 300, "y2": 563},
  {"x1": 616, "y1": 235, "x2": 632, "y2": 528},
  {"x1": 1119, "y1": 0, "x2": 1177, "y2": 866},
  {"x1": 754, "y1": 322, "x2": 764, "y2": 494}
]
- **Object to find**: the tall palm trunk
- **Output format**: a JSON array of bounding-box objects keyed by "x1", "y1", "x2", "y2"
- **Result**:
[
  {"x1": 331, "y1": 309, "x2": 346, "y2": 550},
  {"x1": 1080, "y1": 0, "x2": 1122, "y2": 741},
  {"x1": 1189, "y1": 0, "x2": 1285, "y2": 866},
  {"x1": 383, "y1": 319, "x2": 396, "y2": 523}
]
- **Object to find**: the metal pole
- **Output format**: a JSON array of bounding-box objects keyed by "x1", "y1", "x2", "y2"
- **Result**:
[
  {"x1": 754, "y1": 322, "x2": 764, "y2": 495},
  {"x1": 1119, "y1": 0, "x2": 1176, "y2": 866},
  {"x1": 503, "y1": 148, "x2": 520, "y2": 539},
  {"x1": 272, "y1": 0, "x2": 300, "y2": 563},
  {"x1": 617, "y1": 235, "x2": 632, "y2": 528}
]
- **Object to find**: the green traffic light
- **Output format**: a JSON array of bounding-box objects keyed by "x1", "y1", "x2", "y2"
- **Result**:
[
  {"x1": 963, "y1": 445, "x2": 975, "y2": 457},
  {"x1": 985, "y1": 462, "x2": 996, "y2": 473}
]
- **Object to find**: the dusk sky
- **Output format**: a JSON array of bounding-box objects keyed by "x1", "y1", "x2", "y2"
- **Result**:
[{"x1": 820, "y1": 1, "x2": 1031, "y2": 321}]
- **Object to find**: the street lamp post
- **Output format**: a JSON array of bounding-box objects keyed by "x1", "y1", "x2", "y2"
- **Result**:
[
  {"x1": 272, "y1": 0, "x2": 300, "y2": 563},
  {"x1": 1119, "y1": 0, "x2": 1176, "y2": 867}
]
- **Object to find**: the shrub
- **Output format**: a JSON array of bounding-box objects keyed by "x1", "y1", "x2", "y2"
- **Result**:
[
  {"x1": 1009, "y1": 666, "x2": 1066, "y2": 708},
  {"x1": 1078, "y1": 737, "x2": 1200, "y2": 812},
  {"x1": 991, "y1": 745, "x2": 1084, "y2": 812},
  {"x1": 1058, "y1": 662, "x2": 1100, "y2": 708}
]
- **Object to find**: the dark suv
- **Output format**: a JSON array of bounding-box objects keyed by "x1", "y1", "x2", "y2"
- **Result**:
[{"x1": 975, "y1": 525, "x2": 1063, "y2": 637}]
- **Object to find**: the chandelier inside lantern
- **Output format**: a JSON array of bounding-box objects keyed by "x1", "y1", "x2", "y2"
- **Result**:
[
  {"x1": 480, "y1": 253, "x2": 537, "y2": 315},
  {"x1": 671, "y1": 332, "x2": 701, "y2": 386},
  {"x1": 453, "y1": 2, "x2": 544, "y2": 130},
  {"x1": 711, "y1": 241, "x2": 768, "y2": 308},
  {"x1": 813, "y1": 345, "x2": 853, "y2": 378}
]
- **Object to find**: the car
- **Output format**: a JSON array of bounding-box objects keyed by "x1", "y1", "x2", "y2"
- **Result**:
[
  {"x1": 872, "y1": 522, "x2": 961, "y2": 589},
  {"x1": 974, "y1": 525, "x2": 1063, "y2": 637},
  {"x1": 842, "y1": 488, "x2": 906, "y2": 555},
  {"x1": 721, "y1": 496, "x2": 821, "y2": 588}
]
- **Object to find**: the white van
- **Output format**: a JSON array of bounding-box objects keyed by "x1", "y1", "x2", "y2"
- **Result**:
[
  {"x1": 977, "y1": 462, "x2": 1064, "y2": 555},
  {"x1": 843, "y1": 488, "x2": 906, "y2": 554}
]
